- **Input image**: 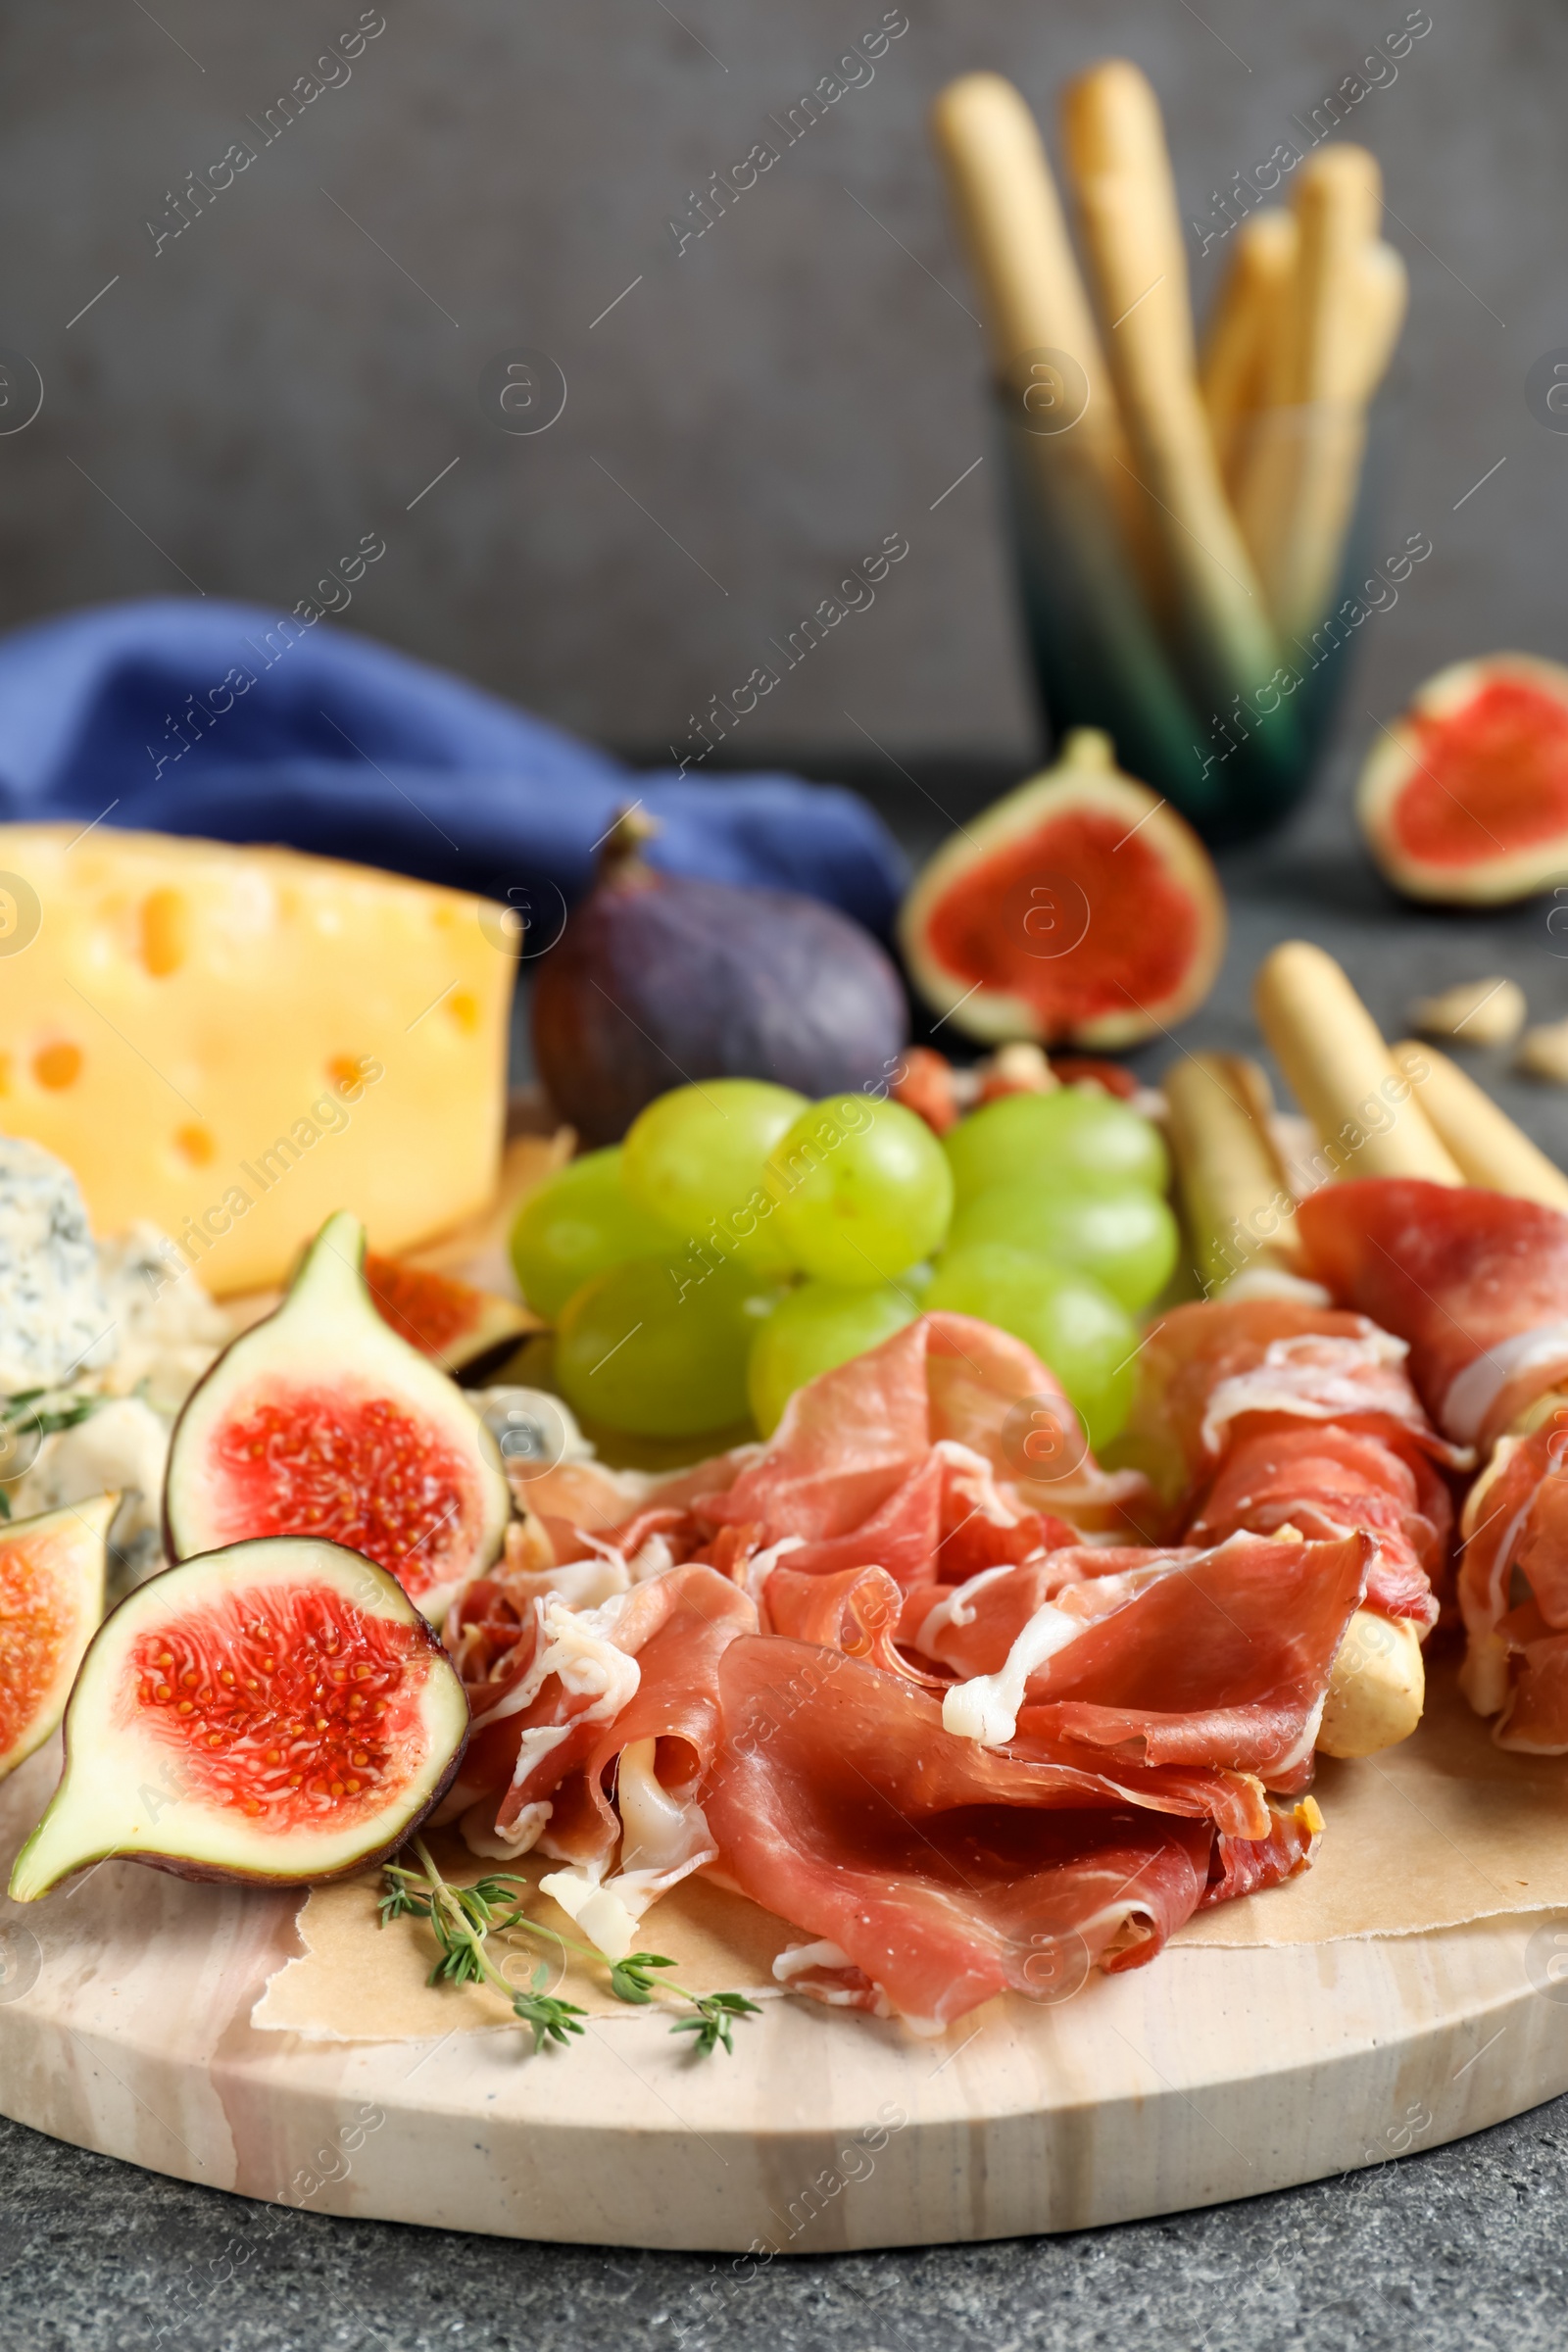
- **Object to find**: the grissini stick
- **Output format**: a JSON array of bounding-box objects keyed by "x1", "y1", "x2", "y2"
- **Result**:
[
  {"x1": 1254, "y1": 940, "x2": 1462, "y2": 1182},
  {"x1": 930, "y1": 71, "x2": 1198, "y2": 771},
  {"x1": 1200, "y1": 209, "x2": 1298, "y2": 496},
  {"x1": 930, "y1": 74, "x2": 1131, "y2": 515},
  {"x1": 1280, "y1": 145, "x2": 1385, "y2": 405},
  {"x1": 1350, "y1": 239, "x2": 1409, "y2": 405},
  {"x1": 1061, "y1": 66, "x2": 1285, "y2": 719},
  {"x1": 1237, "y1": 147, "x2": 1397, "y2": 640},
  {"x1": 1159, "y1": 1040, "x2": 1423, "y2": 1755},
  {"x1": 1163, "y1": 1052, "x2": 1307, "y2": 1291},
  {"x1": 1390, "y1": 1041, "x2": 1568, "y2": 1214}
]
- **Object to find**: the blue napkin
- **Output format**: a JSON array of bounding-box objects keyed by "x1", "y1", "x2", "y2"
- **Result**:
[{"x1": 0, "y1": 598, "x2": 906, "y2": 930}]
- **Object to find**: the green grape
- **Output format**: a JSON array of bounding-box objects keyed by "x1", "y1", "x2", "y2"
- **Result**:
[
  {"x1": 622, "y1": 1079, "x2": 806, "y2": 1273},
  {"x1": 556, "y1": 1255, "x2": 783, "y2": 1438},
  {"x1": 949, "y1": 1181, "x2": 1178, "y2": 1312},
  {"x1": 509, "y1": 1148, "x2": 674, "y2": 1320},
  {"x1": 944, "y1": 1089, "x2": 1168, "y2": 1205},
  {"x1": 748, "y1": 1279, "x2": 918, "y2": 1437},
  {"x1": 924, "y1": 1242, "x2": 1138, "y2": 1450},
  {"x1": 765, "y1": 1096, "x2": 954, "y2": 1286}
]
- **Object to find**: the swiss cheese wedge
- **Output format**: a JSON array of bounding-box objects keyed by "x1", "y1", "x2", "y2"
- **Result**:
[{"x1": 0, "y1": 827, "x2": 513, "y2": 1294}]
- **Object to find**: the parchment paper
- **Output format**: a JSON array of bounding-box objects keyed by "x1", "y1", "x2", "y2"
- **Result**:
[{"x1": 253, "y1": 1653, "x2": 1568, "y2": 2040}]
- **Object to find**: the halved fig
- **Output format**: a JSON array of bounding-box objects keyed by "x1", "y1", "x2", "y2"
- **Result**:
[
  {"x1": 1358, "y1": 655, "x2": 1568, "y2": 904},
  {"x1": 364, "y1": 1251, "x2": 534, "y2": 1378},
  {"x1": 0, "y1": 1495, "x2": 116, "y2": 1784},
  {"x1": 166, "y1": 1212, "x2": 511, "y2": 1626},
  {"x1": 9, "y1": 1536, "x2": 468, "y2": 1899},
  {"x1": 899, "y1": 729, "x2": 1226, "y2": 1048}
]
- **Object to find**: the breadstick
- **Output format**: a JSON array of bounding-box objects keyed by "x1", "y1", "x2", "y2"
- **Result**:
[
  {"x1": 1390, "y1": 1041, "x2": 1568, "y2": 1213},
  {"x1": 1350, "y1": 238, "x2": 1408, "y2": 405},
  {"x1": 1164, "y1": 1053, "x2": 1306, "y2": 1289},
  {"x1": 1254, "y1": 941, "x2": 1462, "y2": 1183},
  {"x1": 1237, "y1": 147, "x2": 1399, "y2": 642},
  {"x1": 1200, "y1": 210, "x2": 1298, "y2": 495},
  {"x1": 1061, "y1": 65, "x2": 1284, "y2": 716},
  {"x1": 931, "y1": 75, "x2": 1123, "y2": 465},
  {"x1": 930, "y1": 71, "x2": 1192, "y2": 754},
  {"x1": 1281, "y1": 145, "x2": 1385, "y2": 405},
  {"x1": 1317, "y1": 1610, "x2": 1425, "y2": 1757}
]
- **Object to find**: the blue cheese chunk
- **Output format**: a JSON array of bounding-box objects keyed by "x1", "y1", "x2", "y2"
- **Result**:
[{"x1": 0, "y1": 1133, "x2": 115, "y2": 1395}]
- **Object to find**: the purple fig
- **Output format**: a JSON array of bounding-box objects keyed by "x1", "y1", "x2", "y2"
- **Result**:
[{"x1": 532, "y1": 811, "x2": 908, "y2": 1144}]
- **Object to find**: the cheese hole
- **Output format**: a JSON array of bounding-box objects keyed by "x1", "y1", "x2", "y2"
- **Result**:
[
  {"x1": 33, "y1": 1043, "x2": 82, "y2": 1091},
  {"x1": 0, "y1": 1053, "x2": 11, "y2": 1097},
  {"x1": 174, "y1": 1123, "x2": 217, "y2": 1166},
  {"x1": 140, "y1": 888, "x2": 189, "y2": 978},
  {"x1": 447, "y1": 989, "x2": 480, "y2": 1035},
  {"x1": 327, "y1": 1054, "x2": 365, "y2": 1092}
]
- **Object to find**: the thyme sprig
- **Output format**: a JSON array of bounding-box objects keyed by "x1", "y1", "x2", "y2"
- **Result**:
[{"x1": 379, "y1": 1838, "x2": 760, "y2": 2058}]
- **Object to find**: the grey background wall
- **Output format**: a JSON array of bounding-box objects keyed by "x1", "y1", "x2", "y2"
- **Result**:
[{"x1": 0, "y1": 1, "x2": 1557, "y2": 780}]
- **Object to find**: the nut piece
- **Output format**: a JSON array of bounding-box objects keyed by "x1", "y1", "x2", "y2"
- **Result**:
[
  {"x1": 1518, "y1": 1018, "x2": 1568, "y2": 1085},
  {"x1": 1409, "y1": 976, "x2": 1526, "y2": 1047}
]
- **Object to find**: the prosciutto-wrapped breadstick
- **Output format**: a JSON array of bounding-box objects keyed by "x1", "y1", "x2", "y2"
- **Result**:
[
  {"x1": 1253, "y1": 937, "x2": 1568, "y2": 1744},
  {"x1": 1149, "y1": 1044, "x2": 1470, "y2": 1756},
  {"x1": 1298, "y1": 1178, "x2": 1568, "y2": 1743}
]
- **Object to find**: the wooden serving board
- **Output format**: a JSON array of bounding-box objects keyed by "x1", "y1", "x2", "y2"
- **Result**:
[{"x1": 3, "y1": 1738, "x2": 1567, "y2": 2251}]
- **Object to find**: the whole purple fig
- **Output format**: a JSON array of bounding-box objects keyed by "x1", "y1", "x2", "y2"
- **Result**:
[{"x1": 531, "y1": 810, "x2": 908, "y2": 1144}]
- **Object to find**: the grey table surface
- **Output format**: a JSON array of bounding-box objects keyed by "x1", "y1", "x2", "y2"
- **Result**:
[{"x1": 8, "y1": 750, "x2": 1568, "y2": 2352}]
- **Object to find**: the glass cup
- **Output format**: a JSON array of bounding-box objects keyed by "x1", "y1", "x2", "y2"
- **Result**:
[{"x1": 997, "y1": 353, "x2": 1392, "y2": 847}]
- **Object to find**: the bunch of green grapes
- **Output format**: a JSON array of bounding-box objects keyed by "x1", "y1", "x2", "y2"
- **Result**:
[{"x1": 510, "y1": 1075, "x2": 1172, "y2": 1451}]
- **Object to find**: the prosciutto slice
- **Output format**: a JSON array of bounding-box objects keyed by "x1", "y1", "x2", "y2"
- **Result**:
[
  {"x1": 1131, "y1": 1297, "x2": 1457, "y2": 1488},
  {"x1": 1298, "y1": 1178, "x2": 1568, "y2": 1448},
  {"x1": 909, "y1": 1531, "x2": 1371, "y2": 1786},
  {"x1": 1188, "y1": 1427, "x2": 1446, "y2": 1626},
  {"x1": 704, "y1": 1637, "x2": 1316, "y2": 2029},
  {"x1": 696, "y1": 1313, "x2": 1151, "y2": 1553},
  {"x1": 1124, "y1": 1294, "x2": 1454, "y2": 1629},
  {"x1": 449, "y1": 1563, "x2": 756, "y2": 1856}
]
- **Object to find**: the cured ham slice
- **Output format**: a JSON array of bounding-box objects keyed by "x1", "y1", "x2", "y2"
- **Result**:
[
  {"x1": 911, "y1": 1531, "x2": 1371, "y2": 1787},
  {"x1": 1124, "y1": 1293, "x2": 1454, "y2": 1631},
  {"x1": 704, "y1": 1636, "x2": 1317, "y2": 2029},
  {"x1": 448, "y1": 1562, "x2": 755, "y2": 1856},
  {"x1": 1298, "y1": 1178, "x2": 1568, "y2": 1448},
  {"x1": 1131, "y1": 1297, "x2": 1457, "y2": 1490},
  {"x1": 697, "y1": 1313, "x2": 1150, "y2": 1552},
  {"x1": 1188, "y1": 1428, "x2": 1446, "y2": 1626}
]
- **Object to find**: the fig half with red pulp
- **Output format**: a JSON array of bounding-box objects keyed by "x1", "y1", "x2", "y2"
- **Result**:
[
  {"x1": 167, "y1": 1211, "x2": 510, "y2": 1626},
  {"x1": 0, "y1": 1495, "x2": 116, "y2": 1784},
  {"x1": 899, "y1": 730, "x2": 1225, "y2": 1049},
  {"x1": 9, "y1": 1537, "x2": 469, "y2": 1898},
  {"x1": 1358, "y1": 654, "x2": 1568, "y2": 904},
  {"x1": 364, "y1": 1251, "x2": 533, "y2": 1377}
]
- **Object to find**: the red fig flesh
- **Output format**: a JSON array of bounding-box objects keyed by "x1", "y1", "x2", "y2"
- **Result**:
[
  {"x1": 9, "y1": 1537, "x2": 469, "y2": 1898},
  {"x1": 899, "y1": 730, "x2": 1225, "y2": 1049},
  {"x1": 0, "y1": 1494, "x2": 115, "y2": 1783},
  {"x1": 532, "y1": 810, "x2": 908, "y2": 1144},
  {"x1": 167, "y1": 1212, "x2": 510, "y2": 1626},
  {"x1": 1357, "y1": 655, "x2": 1568, "y2": 904},
  {"x1": 365, "y1": 1251, "x2": 534, "y2": 1376}
]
